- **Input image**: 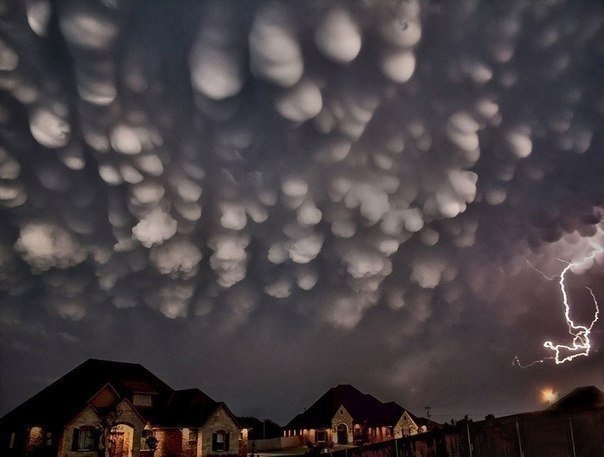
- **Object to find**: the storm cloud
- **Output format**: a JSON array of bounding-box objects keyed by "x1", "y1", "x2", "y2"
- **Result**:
[{"x1": 1, "y1": 0, "x2": 603, "y2": 424}]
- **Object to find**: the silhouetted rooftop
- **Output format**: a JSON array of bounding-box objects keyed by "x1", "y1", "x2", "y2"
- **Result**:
[
  {"x1": 548, "y1": 386, "x2": 604, "y2": 412},
  {"x1": 0, "y1": 359, "x2": 227, "y2": 431},
  {"x1": 285, "y1": 384, "x2": 431, "y2": 429}
]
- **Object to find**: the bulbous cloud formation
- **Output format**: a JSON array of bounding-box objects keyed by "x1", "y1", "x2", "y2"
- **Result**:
[{"x1": 0, "y1": 0, "x2": 603, "y2": 367}]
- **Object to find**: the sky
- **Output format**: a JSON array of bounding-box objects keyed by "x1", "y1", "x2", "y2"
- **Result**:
[{"x1": 0, "y1": 0, "x2": 603, "y2": 426}]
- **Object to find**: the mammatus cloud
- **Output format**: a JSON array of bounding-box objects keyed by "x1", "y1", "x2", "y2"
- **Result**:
[{"x1": 0, "y1": 0, "x2": 603, "y2": 420}]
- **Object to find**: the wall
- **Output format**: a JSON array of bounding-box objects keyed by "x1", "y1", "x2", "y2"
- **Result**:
[
  {"x1": 200, "y1": 405, "x2": 240, "y2": 457},
  {"x1": 154, "y1": 429, "x2": 182, "y2": 457},
  {"x1": 299, "y1": 428, "x2": 333, "y2": 446},
  {"x1": 60, "y1": 400, "x2": 145, "y2": 457},
  {"x1": 60, "y1": 405, "x2": 101, "y2": 457},
  {"x1": 179, "y1": 428, "x2": 199, "y2": 457},
  {"x1": 113, "y1": 400, "x2": 145, "y2": 457}
]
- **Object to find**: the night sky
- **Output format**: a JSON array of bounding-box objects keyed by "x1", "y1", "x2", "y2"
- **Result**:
[{"x1": 1, "y1": 0, "x2": 603, "y2": 426}]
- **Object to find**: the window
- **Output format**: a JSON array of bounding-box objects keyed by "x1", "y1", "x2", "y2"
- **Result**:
[
  {"x1": 188, "y1": 430, "x2": 197, "y2": 442},
  {"x1": 212, "y1": 431, "x2": 229, "y2": 452},
  {"x1": 72, "y1": 426, "x2": 98, "y2": 451},
  {"x1": 28, "y1": 427, "x2": 43, "y2": 450},
  {"x1": 133, "y1": 394, "x2": 153, "y2": 407},
  {"x1": 315, "y1": 431, "x2": 327, "y2": 443}
]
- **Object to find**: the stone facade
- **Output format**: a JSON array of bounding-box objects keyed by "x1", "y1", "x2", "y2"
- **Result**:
[
  {"x1": 393, "y1": 411, "x2": 419, "y2": 438},
  {"x1": 200, "y1": 405, "x2": 240, "y2": 457},
  {"x1": 330, "y1": 405, "x2": 353, "y2": 445},
  {"x1": 59, "y1": 405, "x2": 101, "y2": 457},
  {"x1": 60, "y1": 399, "x2": 145, "y2": 457}
]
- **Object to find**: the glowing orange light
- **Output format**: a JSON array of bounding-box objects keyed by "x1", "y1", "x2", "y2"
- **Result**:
[{"x1": 540, "y1": 388, "x2": 558, "y2": 404}]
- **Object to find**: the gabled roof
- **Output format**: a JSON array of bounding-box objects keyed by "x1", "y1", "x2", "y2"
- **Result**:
[
  {"x1": 398, "y1": 409, "x2": 440, "y2": 430},
  {"x1": 285, "y1": 384, "x2": 426, "y2": 429},
  {"x1": 547, "y1": 386, "x2": 604, "y2": 412},
  {"x1": 159, "y1": 388, "x2": 219, "y2": 427},
  {"x1": 0, "y1": 359, "x2": 175, "y2": 430},
  {"x1": 0, "y1": 359, "x2": 242, "y2": 433},
  {"x1": 159, "y1": 388, "x2": 241, "y2": 428}
]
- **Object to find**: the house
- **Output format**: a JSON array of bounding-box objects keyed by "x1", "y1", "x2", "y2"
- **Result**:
[
  {"x1": 0, "y1": 359, "x2": 244, "y2": 457},
  {"x1": 546, "y1": 385, "x2": 604, "y2": 412},
  {"x1": 283, "y1": 385, "x2": 434, "y2": 446}
]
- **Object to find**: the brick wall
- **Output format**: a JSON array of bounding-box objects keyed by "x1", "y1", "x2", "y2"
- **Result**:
[{"x1": 154, "y1": 429, "x2": 182, "y2": 457}]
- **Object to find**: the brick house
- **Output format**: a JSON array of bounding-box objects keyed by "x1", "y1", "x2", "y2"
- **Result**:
[
  {"x1": 0, "y1": 359, "x2": 244, "y2": 457},
  {"x1": 283, "y1": 385, "x2": 434, "y2": 446}
]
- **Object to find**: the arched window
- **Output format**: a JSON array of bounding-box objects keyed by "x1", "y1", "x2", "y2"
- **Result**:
[{"x1": 27, "y1": 426, "x2": 43, "y2": 451}]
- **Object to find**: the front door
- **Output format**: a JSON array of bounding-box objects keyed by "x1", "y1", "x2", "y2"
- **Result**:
[
  {"x1": 110, "y1": 431, "x2": 125, "y2": 457},
  {"x1": 337, "y1": 424, "x2": 348, "y2": 445}
]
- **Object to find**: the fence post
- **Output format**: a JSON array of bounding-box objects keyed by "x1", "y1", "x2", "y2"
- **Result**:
[
  {"x1": 515, "y1": 419, "x2": 524, "y2": 457},
  {"x1": 466, "y1": 421, "x2": 473, "y2": 457},
  {"x1": 569, "y1": 416, "x2": 577, "y2": 457}
]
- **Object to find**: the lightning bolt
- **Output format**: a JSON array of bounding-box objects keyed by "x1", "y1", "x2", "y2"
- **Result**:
[{"x1": 513, "y1": 248, "x2": 601, "y2": 368}]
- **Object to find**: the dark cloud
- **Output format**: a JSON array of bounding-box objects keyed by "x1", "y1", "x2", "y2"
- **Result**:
[{"x1": 1, "y1": 0, "x2": 604, "y2": 425}]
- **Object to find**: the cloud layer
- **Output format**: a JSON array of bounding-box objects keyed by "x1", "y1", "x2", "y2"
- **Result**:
[{"x1": 1, "y1": 0, "x2": 603, "y2": 423}]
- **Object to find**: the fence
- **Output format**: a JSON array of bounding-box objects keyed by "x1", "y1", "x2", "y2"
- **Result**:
[
  {"x1": 249, "y1": 436, "x2": 304, "y2": 451},
  {"x1": 325, "y1": 407, "x2": 603, "y2": 457}
]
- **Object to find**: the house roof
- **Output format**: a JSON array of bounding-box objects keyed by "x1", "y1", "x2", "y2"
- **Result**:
[
  {"x1": 285, "y1": 384, "x2": 428, "y2": 430},
  {"x1": 0, "y1": 359, "x2": 233, "y2": 431},
  {"x1": 547, "y1": 386, "x2": 604, "y2": 412},
  {"x1": 159, "y1": 388, "x2": 219, "y2": 427}
]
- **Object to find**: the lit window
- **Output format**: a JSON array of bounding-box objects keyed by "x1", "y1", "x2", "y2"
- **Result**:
[
  {"x1": 28, "y1": 426, "x2": 43, "y2": 450},
  {"x1": 133, "y1": 394, "x2": 153, "y2": 406}
]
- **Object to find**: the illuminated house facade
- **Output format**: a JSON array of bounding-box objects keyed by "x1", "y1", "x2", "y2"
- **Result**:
[
  {"x1": 0, "y1": 359, "x2": 244, "y2": 457},
  {"x1": 283, "y1": 385, "x2": 432, "y2": 446}
]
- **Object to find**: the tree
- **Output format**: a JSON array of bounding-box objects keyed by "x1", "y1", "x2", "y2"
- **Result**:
[{"x1": 96, "y1": 407, "x2": 122, "y2": 457}]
